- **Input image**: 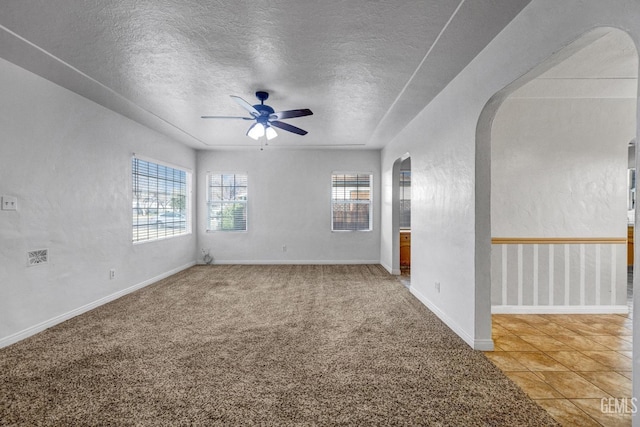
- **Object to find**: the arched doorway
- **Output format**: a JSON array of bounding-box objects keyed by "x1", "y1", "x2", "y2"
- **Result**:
[
  {"x1": 489, "y1": 28, "x2": 637, "y2": 315},
  {"x1": 478, "y1": 27, "x2": 638, "y2": 424},
  {"x1": 391, "y1": 153, "x2": 411, "y2": 282}
]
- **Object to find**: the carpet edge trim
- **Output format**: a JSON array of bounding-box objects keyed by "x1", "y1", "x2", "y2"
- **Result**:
[{"x1": 0, "y1": 261, "x2": 196, "y2": 348}]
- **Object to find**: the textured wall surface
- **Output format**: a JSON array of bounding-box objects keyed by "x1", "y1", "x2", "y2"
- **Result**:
[
  {"x1": 197, "y1": 149, "x2": 381, "y2": 264},
  {"x1": 0, "y1": 58, "x2": 197, "y2": 345},
  {"x1": 490, "y1": 96, "x2": 634, "y2": 312},
  {"x1": 492, "y1": 97, "x2": 633, "y2": 238}
]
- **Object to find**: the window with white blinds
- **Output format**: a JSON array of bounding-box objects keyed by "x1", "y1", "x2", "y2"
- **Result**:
[
  {"x1": 331, "y1": 173, "x2": 372, "y2": 231},
  {"x1": 207, "y1": 173, "x2": 248, "y2": 231},
  {"x1": 400, "y1": 170, "x2": 411, "y2": 229},
  {"x1": 132, "y1": 157, "x2": 190, "y2": 243}
]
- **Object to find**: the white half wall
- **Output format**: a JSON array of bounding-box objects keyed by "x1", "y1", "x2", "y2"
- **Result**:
[
  {"x1": 491, "y1": 242, "x2": 627, "y2": 311},
  {"x1": 197, "y1": 149, "x2": 381, "y2": 264},
  {"x1": 0, "y1": 58, "x2": 197, "y2": 345}
]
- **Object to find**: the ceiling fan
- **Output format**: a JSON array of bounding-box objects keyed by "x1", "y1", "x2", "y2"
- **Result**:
[{"x1": 201, "y1": 91, "x2": 313, "y2": 140}]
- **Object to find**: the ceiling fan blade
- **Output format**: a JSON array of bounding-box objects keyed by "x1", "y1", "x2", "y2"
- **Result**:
[
  {"x1": 230, "y1": 95, "x2": 260, "y2": 117},
  {"x1": 270, "y1": 120, "x2": 308, "y2": 135},
  {"x1": 201, "y1": 115, "x2": 254, "y2": 120},
  {"x1": 270, "y1": 109, "x2": 313, "y2": 120}
]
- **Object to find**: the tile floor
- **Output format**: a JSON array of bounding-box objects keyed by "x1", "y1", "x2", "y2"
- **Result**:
[
  {"x1": 398, "y1": 268, "x2": 633, "y2": 425},
  {"x1": 485, "y1": 313, "x2": 633, "y2": 426}
]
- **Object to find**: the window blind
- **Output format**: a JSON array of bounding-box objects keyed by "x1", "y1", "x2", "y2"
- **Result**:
[
  {"x1": 132, "y1": 157, "x2": 189, "y2": 243},
  {"x1": 400, "y1": 170, "x2": 411, "y2": 229},
  {"x1": 331, "y1": 173, "x2": 372, "y2": 231},
  {"x1": 207, "y1": 173, "x2": 248, "y2": 231}
]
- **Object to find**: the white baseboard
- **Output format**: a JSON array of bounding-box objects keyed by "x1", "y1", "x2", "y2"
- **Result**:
[
  {"x1": 473, "y1": 339, "x2": 495, "y2": 351},
  {"x1": 210, "y1": 259, "x2": 381, "y2": 265},
  {"x1": 380, "y1": 262, "x2": 400, "y2": 275},
  {"x1": 0, "y1": 261, "x2": 195, "y2": 348},
  {"x1": 410, "y1": 286, "x2": 494, "y2": 351},
  {"x1": 491, "y1": 305, "x2": 629, "y2": 314}
]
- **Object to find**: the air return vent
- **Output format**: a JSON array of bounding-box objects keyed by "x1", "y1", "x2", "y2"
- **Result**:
[{"x1": 27, "y1": 249, "x2": 48, "y2": 266}]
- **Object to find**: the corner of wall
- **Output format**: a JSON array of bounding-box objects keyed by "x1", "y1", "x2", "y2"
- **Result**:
[{"x1": 0, "y1": 261, "x2": 196, "y2": 348}]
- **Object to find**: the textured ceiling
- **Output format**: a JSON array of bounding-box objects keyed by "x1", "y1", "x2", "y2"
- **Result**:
[
  {"x1": 511, "y1": 29, "x2": 638, "y2": 99},
  {"x1": 0, "y1": 0, "x2": 532, "y2": 150}
]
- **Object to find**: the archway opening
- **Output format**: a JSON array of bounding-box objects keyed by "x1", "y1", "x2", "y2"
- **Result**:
[
  {"x1": 391, "y1": 153, "x2": 411, "y2": 283},
  {"x1": 490, "y1": 28, "x2": 637, "y2": 316},
  {"x1": 478, "y1": 27, "x2": 638, "y2": 423}
]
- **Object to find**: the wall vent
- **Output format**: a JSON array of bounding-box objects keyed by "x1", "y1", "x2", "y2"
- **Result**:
[{"x1": 27, "y1": 249, "x2": 48, "y2": 266}]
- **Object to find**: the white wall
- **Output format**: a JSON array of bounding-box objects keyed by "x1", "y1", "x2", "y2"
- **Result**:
[
  {"x1": 381, "y1": 93, "x2": 481, "y2": 347},
  {"x1": 380, "y1": 1, "x2": 640, "y2": 356},
  {"x1": 492, "y1": 97, "x2": 632, "y2": 238},
  {"x1": 197, "y1": 149, "x2": 381, "y2": 264},
  {"x1": 0, "y1": 58, "x2": 197, "y2": 346},
  {"x1": 490, "y1": 97, "x2": 633, "y2": 312}
]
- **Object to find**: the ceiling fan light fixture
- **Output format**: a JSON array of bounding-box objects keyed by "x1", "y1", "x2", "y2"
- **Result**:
[
  {"x1": 202, "y1": 92, "x2": 313, "y2": 142},
  {"x1": 247, "y1": 123, "x2": 265, "y2": 140},
  {"x1": 265, "y1": 126, "x2": 278, "y2": 140}
]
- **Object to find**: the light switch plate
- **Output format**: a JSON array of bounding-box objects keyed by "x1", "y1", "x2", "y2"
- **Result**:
[{"x1": 1, "y1": 196, "x2": 17, "y2": 211}]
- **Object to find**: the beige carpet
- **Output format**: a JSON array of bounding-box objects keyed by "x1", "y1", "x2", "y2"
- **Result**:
[{"x1": 0, "y1": 265, "x2": 558, "y2": 426}]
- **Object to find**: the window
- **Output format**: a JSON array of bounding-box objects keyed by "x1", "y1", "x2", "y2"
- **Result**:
[
  {"x1": 331, "y1": 173, "x2": 372, "y2": 231},
  {"x1": 207, "y1": 173, "x2": 248, "y2": 231},
  {"x1": 400, "y1": 170, "x2": 411, "y2": 229},
  {"x1": 132, "y1": 157, "x2": 190, "y2": 243}
]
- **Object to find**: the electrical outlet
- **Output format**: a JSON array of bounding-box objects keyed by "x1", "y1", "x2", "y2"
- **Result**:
[
  {"x1": 435, "y1": 282, "x2": 441, "y2": 293},
  {"x1": 1, "y1": 196, "x2": 17, "y2": 211},
  {"x1": 282, "y1": 245, "x2": 287, "y2": 252},
  {"x1": 109, "y1": 269, "x2": 116, "y2": 280}
]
